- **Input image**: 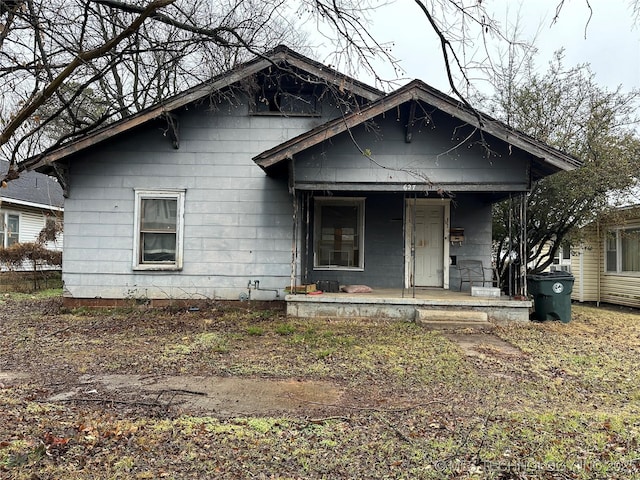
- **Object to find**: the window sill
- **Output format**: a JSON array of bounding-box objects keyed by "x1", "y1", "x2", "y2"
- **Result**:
[
  {"x1": 133, "y1": 265, "x2": 182, "y2": 272},
  {"x1": 314, "y1": 266, "x2": 365, "y2": 272},
  {"x1": 604, "y1": 271, "x2": 640, "y2": 276}
]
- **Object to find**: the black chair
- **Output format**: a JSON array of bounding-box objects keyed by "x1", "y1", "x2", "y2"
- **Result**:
[{"x1": 457, "y1": 260, "x2": 490, "y2": 291}]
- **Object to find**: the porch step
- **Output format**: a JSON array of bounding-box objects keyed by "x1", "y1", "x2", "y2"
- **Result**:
[
  {"x1": 415, "y1": 308, "x2": 494, "y2": 330},
  {"x1": 471, "y1": 286, "x2": 501, "y2": 298}
]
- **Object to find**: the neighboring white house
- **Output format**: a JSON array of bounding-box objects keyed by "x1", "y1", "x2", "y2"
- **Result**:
[
  {"x1": 571, "y1": 204, "x2": 640, "y2": 308},
  {"x1": 0, "y1": 160, "x2": 64, "y2": 254}
]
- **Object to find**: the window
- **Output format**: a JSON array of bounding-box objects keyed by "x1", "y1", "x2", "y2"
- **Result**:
[
  {"x1": 249, "y1": 72, "x2": 322, "y2": 116},
  {"x1": 314, "y1": 198, "x2": 365, "y2": 270},
  {"x1": 551, "y1": 242, "x2": 572, "y2": 272},
  {"x1": 252, "y1": 92, "x2": 319, "y2": 115},
  {"x1": 1, "y1": 212, "x2": 19, "y2": 247},
  {"x1": 606, "y1": 227, "x2": 640, "y2": 273},
  {"x1": 133, "y1": 190, "x2": 185, "y2": 270}
]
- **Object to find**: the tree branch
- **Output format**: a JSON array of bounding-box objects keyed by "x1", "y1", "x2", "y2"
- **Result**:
[{"x1": 0, "y1": 0, "x2": 175, "y2": 172}]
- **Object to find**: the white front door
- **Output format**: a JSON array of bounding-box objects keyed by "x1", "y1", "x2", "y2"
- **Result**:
[{"x1": 405, "y1": 200, "x2": 449, "y2": 288}]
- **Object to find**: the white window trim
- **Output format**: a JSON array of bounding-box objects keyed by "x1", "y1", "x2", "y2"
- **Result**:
[
  {"x1": 605, "y1": 224, "x2": 640, "y2": 275},
  {"x1": 1, "y1": 210, "x2": 20, "y2": 247},
  {"x1": 314, "y1": 197, "x2": 365, "y2": 271},
  {"x1": 551, "y1": 244, "x2": 572, "y2": 272},
  {"x1": 133, "y1": 189, "x2": 185, "y2": 271}
]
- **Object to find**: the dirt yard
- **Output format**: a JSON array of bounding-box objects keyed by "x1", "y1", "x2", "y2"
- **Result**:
[
  {"x1": 0, "y1": 296, "x2": 526, "y2": 418},
  {"x1": 2, "y1": 293, "x2": 640, "y2": 479}
]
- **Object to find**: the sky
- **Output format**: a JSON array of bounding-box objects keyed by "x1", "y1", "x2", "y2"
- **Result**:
[{"x1": 358, "y1": 0, "x2": 640, "y2": 95}]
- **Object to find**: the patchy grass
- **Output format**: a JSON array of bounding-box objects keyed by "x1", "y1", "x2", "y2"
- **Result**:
[
  {"x1": 2, "y1": 298, "x2": 640, "y2": 478},
  {"x1": 0, "y1": 287, "x2": 63, "y2": 302}
]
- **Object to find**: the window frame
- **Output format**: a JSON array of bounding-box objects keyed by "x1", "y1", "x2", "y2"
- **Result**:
[
  {"x1": 1, "y1": 211, "x2": 20, "y2": 247},
  {"x1": 313, "y1": 197, "x2": 365, "y2": 271},
  {"x1": 605, "y1": 225, "x2": 640, "y2": 275},
  {"x1": 133, "y1": 189, "x2": 185, "y2": 271},
  {"x1": 551, "y1": 242, "x2": 572, "y2": 272}
]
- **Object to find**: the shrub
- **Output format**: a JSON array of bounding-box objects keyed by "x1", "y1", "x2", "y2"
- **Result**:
[{"x1": 0, "y1": 242, "x2": 62, "y2": 290}]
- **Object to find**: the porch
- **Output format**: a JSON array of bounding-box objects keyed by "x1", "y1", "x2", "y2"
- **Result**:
[{"x1": 285, "y1": 288, "x2": 532, "y2": 325}]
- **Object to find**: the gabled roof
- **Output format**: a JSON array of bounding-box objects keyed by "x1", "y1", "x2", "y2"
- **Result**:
[
  {"x1": 253, "y1": 79, "x2": 582, "y2": 175},
  {"x1": 1, "y1": 160, "x2": 64, "y2": 210},
  {"x1": 22, "y1": 45, "x2": 384, "y2": 172}
]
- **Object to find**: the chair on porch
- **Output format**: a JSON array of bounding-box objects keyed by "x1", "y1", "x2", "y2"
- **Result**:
[{"x1": 457, "y1": 260, "x2": 491, "y2": 291}]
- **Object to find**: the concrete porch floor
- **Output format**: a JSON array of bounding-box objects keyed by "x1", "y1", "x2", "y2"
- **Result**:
[{"x1": 285, "y1": 288, "x2": 532, "y2": 324}]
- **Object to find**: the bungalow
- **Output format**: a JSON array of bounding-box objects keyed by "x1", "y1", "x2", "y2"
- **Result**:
[
  {"x1": 21, "y1": 46, "x2": 580, "y2": 317},
  {"x1": 571, "y1": 204, "x2": 640, "y2": 308}
]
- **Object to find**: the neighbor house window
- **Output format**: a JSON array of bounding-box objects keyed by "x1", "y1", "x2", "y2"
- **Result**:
[
  {"x1": 606, "y1": 227, "x2": 640, "y2": 273},
  {"x1": 1, "y1": 212, "x2": 19, "y2": 247},
  {"x1": 314, "y1": 198, "x2": 364, "y2": 270},
  {"x1": 133, "y1": 190, "x2": 185, "y2": 270},
  {"x1": 551, "y1": 242, "x2": 572, "y2": 272}
]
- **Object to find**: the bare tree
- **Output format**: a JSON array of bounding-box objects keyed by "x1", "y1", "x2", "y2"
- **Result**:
[
  {"x1": 0, "y1": 0, "x2": 311, "y2": 179},
  {"x1": 0, "y1": 0, "x2": 617, "y2": 185},
  {"x1": 487, "y1": 51, "x2": 640, "y2": 283}
]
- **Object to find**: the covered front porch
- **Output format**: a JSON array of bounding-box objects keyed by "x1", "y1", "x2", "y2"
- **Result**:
[
  {"x1": 285, "y1": 287, "x2": 531, "y2": 324},
  {"x1": 253, "y1": 80, "x2": 580, "y2": 323}
]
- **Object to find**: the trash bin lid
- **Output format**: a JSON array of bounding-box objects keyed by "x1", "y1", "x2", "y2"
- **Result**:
[{"x1": 527, "y1": 271, "x2": 573, "y2": 280}]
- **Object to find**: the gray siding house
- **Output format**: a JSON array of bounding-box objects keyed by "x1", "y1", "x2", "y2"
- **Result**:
[{"x1": 23, "y1": 46, "x2": 579, "y2": 307}]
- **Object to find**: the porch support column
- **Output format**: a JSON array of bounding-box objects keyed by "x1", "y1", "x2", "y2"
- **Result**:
[
  {"x1": 520, "y1": 192, "x2": 528, "y2": 297},
  {"x1": 289, "y1": 159, "x2": 298, "y2": 294},
  {"x1": 402, "y1": 192, "x2": 407, "y2": 297},
  {"x1": 411, "y1": 193, "x2": 417, "y2": 298},
  {"x1": 510, "y1": 192, "x2": 528, "y2": 297}
]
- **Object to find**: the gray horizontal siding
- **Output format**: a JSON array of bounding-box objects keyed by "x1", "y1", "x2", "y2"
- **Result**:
[
  {"x1": 448, "y1": 196, "x2": 493, "y2": 290},
  {"x1": 294, "y1": 115, "x2": 529, "y2": 189},
  {"x1": 62, "y1": 96, "x2": 332, "y2": 300}
]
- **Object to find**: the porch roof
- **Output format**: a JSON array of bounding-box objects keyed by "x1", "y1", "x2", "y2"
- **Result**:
[{"x1": 253, "y1": 80, "x2": 582, "y2": 179}]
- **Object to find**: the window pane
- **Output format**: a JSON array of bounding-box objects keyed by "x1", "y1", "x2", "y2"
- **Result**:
[
  {"x1": 142, "y1": 233, "x2": 176, "y2": 262},
  {"x1": 621, "y1": 229, "x2": 640, "y2": 272},
  {"x1": 252, "y1": 91, "x2": 319, "y2": 115},
  {"x1": 279, "y1": 93, "x2": 317, "y2": 114},
  {"x1": 7, "y1": 215, "x2": 19, "y2": 246},
  {"x1": 141, "y1": 199, "x2": 177, "y2": 231},
  {"x1": 606, "y1": 232, "x2": 617, "y2": 272},
  {"x1": 316, "y1": 202, "x2": 361, "y2": 268}
]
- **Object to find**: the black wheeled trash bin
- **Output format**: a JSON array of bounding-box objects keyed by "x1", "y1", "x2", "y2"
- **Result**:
[{"x1": 526, "y1": 271, "x2": 574, "y2": 323}]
